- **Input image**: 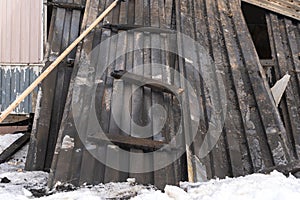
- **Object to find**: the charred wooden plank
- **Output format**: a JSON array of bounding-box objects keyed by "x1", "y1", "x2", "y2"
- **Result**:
[
  {"x1": 192, "y1": 0, "x2": 214, "y2": 180},
  {"x1": 259, "y1": 160, "x2": 300, "y2": 175},
  {"x1": 102, "y1": 0, "x2": 123, "y2": 184},
  {"x1": 157, "y1": 0, "x2": 178, "y2": 187},
  {"x1": 111, "y1": 70, "x2": 184, "y2": 95},
  {"x1": 260, "y1": 59, "x2": 275, "y2": 67},
  {"x1": 102, "y1": 23, "x2": 176, "y2": 34},
  {"x1": 148, "y1": 0, "x2": 172, "y2": 190},
  {"x1": 200, "y1": 0, "x2": 233, "y2": 178},
  {"x1": 120, "y1": 0, "x2": 136, "y2": 182},
  {"x1": 216, "y1": 0, "x2": 258, "y2": 175},
  {"x1": 48, "y1": 0, "x2": 91, "y2": 187},
  {"x1": 0, "y1": 126, "x2": 29, "y2": 135},
  {"x1": 88, "y1": 134, "x2": 167, "y2": 151},
  {"x1": 128, "y1": 0, "x2": 154, "y2": 185},
  {"x1": 242, "y1": 0, "x2": 300, "y2": 21},
  {"x1": 46, "y1": 2, "x2": 85, "y2": 11},
  {"x1": 27, "y1": 5, "x2": 67, "y2": 171},
  {"x1": 230, "y1": 0, "x2": 293, "y2": 165},
  {"x1": 26, "y1": 0, "x2": 85, "y2": 172},
  {"x1": 75, "y1": 0, "x2": 106, "y2": 185},
  {"x1": 0, "y1": 115, "x2": 33, "y2": 135},
  {"x1": 0, "y1": 114, "x2": 29, "y2": 124},
  {"x1": 0, "y1": 118, "x2": 32, "y2": 127},
  {"x1": 0, "y1": 133, "x2": 30, "y2": 164},
  {"x1": 175, "y1": 0, "x2": 199, "y2": 182},
  {"x1": 266, "y1": 13, "x2": 300, "y2": 159}
]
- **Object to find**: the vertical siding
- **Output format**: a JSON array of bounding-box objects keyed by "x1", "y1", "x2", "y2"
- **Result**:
[
  {"x1": 48, "y1": 0, "x2": 292, "y2": 189},
  {"x1": 0, "y1": 0, "x2": 43, "y2": 64},
  {"x1": 266, "y1": 14, "x2": 300, "y2": 159},
  {"x1": 0, "y1": 65, "x2": 42, "y2": 113}
]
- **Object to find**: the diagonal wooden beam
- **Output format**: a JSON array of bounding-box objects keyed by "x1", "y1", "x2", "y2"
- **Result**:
[{"x1": 0, "y1": 0, "x2": 124, "y2": 123}]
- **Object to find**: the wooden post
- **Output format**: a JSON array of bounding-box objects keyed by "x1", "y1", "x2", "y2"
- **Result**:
[{"x1": 0, "y1": 0, "x2": 122, "y2": 123}]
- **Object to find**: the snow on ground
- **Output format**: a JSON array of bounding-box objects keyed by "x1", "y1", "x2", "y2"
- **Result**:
[
  {"x1": 183, "y1": 171, "x2": 300, "y2": 200},
  {"x1": 1, "y1": 133, "x2": 300, "y2": 199}
]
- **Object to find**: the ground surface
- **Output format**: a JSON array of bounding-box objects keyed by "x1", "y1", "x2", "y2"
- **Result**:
[{"x1": 1, "y1": 133, "x2": 300, "y2": 199}]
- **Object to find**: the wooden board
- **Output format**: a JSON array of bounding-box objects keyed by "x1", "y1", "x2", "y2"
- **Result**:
[
  {"x1": 176, "y1": 0, "x2": 293, "y2": 180},
  {"x1": 266, "y1": 13, "x2": 300, "y2": 159},
  {"x1": 46, "y1": 0, "x2": 295, "y2": 189},
  {"x1": 0, "y1": 133, "x2": 30, "y2": 164},
  {"x1": 242, "y1": 0, "x2": 300, "y2": 21},
  {"x1": 25, "y1": 0, "x2": 85, "y2": 171}
]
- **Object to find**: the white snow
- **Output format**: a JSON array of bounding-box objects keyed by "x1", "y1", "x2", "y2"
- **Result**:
[
  {"x1": 180, "y1": 171, "x2": 300, "y2": 200},
  {"x1": 134, "y1": 172, "x2": 300, "y2": 200},
  {"x1": 61, "y1": 135, "x2": 75, "y2": 149},
  {"x1": 1, "y1": 133, "x2": 300, "y2": 199},
  {"x1": 132, "y1": 189, "x2": 172, "y2": 200}
]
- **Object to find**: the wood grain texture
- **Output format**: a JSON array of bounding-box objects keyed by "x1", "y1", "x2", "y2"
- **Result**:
[{"x1": 242, "y1": 0, "x2": 300, "y2": 21}]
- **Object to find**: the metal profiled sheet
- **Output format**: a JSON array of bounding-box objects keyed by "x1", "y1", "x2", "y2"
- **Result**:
[
  {"x1": 0, "y1": 0, "x2": 42, "y2": 64},
  {"x1": 0, "y1": 65, "x2": 41, "y2": 113}
]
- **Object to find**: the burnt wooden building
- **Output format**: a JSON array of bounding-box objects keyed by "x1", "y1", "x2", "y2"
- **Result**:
[{"x1": 25, "y1": 0, "x2": 300, "y2": 189}]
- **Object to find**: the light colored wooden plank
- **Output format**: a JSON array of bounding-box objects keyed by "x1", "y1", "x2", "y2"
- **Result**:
[
  {"x1": 274, "y1": 0, "x2": 300, "y2": 11},
  {"x1": 242, "y1": 0, "x2": 300, "y2": 21},
  {"x1": 271, "y1": 74, "x2": 291, "y2": 107}
]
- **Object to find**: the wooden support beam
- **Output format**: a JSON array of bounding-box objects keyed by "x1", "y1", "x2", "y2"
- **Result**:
[
  {"x1": 260, "y1": 59, "x2": 275, "y2": 67},
  {"x1": 102, "y1": 23, "x2": 176, "y2": 33},
  {"x1": 0, "y1": 115, "x2": 33, "y2": 135},
  {"x1": 46, "y1": 2, "x2": 85, "y2": 10},
  {"x1": 0, "y1": 126, "x2": 28, "y2": 135},
  {"x1": 88, "y1": 134, "x2": 169, "y2": 151},
  {"x1": 111, "y1": 70, "x2": 184, "y2": 95}
]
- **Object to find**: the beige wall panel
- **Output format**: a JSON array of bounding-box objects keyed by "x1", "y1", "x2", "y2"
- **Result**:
[{"x1": 0, "y1": 0, "x2": 42, "y2": 64}]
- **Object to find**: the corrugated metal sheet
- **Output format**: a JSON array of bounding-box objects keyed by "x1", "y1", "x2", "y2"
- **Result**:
[
  {"x1": 0, "y1": 0, "x2": 43, "y2": 64},
  {"x1": 0, "y1": 65, "x2": 42, "y2": 113}
]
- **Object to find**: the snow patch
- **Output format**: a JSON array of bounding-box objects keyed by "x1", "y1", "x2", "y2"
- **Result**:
[{"x1": 61, "y1": 135, "x2": 74, "y2": 150}]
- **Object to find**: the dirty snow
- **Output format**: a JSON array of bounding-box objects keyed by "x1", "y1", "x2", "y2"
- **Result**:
[{"x1": 1, "y1": 133, "x2": 300, "y2": 199}]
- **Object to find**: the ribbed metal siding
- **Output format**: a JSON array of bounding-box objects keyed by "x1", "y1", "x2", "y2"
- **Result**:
[
  {"x1": 0, "y1": 0, "x2": 43, "y2": 64},
  {"x1": 0, "y1": 65, "x2": 42, "y2": 113}
]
